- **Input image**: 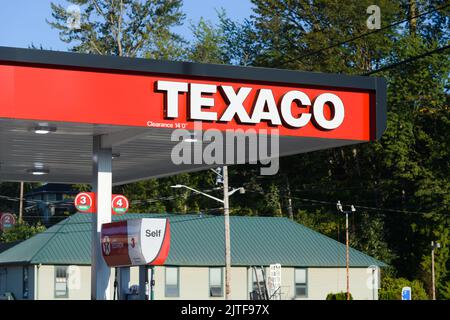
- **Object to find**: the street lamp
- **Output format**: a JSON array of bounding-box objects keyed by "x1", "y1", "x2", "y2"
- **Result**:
[
  {"x1": 171, "y1": 175, "x2": 244, "y2": 300},
  {"x1": 431, "y1": 241, "x2": 441, "y2": 300},
  {"x1": 337, "y1": 201, "x2": 356, "y2": 301},
  {"x1": 171, "y1": 184, "x2": 224, "y2": 203}
]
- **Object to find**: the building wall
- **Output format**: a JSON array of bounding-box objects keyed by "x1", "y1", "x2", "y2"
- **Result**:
[
  {"x1": 284, "y1": 267, "x2": 379, "y2": 300},
  {"x1": 0, "y1": 265, "x2": 35, "y2": 300},
  {"x1": 35, "y1": 265, "x2": 94, "y2": 300},
  {"x1": 139, "y1": 266, "x2": 378, "y2": 300},
  {"x1": 0, "y1": 264, "x2": 379, "y2": 300},
  {"x1": 149, "y1": 266, "x2": 249, "y2": 300}
]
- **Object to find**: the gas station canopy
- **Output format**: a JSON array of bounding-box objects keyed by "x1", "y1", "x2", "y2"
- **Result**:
[{"x1": 0, "y1": 46, "x2": 386, "y2": 185}]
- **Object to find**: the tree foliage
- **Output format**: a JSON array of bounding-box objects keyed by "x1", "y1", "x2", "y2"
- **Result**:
[
  {"x1": 0, "y1": 221, "x2": 46, "y2": 243},
  {"x1": 48, "y1": 0, "x2": 186, "y2": 59},
  {"x1": 326, "y1": 292, "x2": 353, "y2": 300},
  {"x1": 379, "y1": 275, "x2": 429, "y2": 300}
]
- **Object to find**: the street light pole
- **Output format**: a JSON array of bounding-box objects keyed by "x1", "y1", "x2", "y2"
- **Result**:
[
  {"x1": 19, "y1": 181, "x2": 24, "y2": 223},
  {"x1": 431, "y1": 241, "x2": 440, "y2": 300},
  {"x1": 337, "y1": 201, "x2": 355, "y2": 301},
  {"x1": 223, "y1": 166, "x2": 232, "y2": 300}
]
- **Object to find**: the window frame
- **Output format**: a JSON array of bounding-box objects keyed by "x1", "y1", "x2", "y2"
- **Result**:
[
  {"x1": 294, "y1": 268, "x2": 308, "y2": 298},
  {"x1": 208, "y1": 267, "x2": 224, "y2": 297},
  {"x1": 54, "y1": 266, "x2": 69, "y2": 299},
  {"x1": 164, "y1": 267, "x2": 180, "y2": 298}
]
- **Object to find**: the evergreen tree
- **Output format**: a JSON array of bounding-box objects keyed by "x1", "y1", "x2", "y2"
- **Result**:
[{"x1": 48, "y1": 0, "x2": 186, "y2": 59}]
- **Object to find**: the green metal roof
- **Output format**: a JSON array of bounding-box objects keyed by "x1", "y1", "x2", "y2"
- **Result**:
[{"x1": 0, "y1": 213, "x2": 386, "y2": 267}]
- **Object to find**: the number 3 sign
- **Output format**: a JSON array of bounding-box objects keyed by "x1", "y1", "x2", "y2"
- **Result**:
[{"x1": 74, "y1": 192, "x2": 95, "y2": 213}]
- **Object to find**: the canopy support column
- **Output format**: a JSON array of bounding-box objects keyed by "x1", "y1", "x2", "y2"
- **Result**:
[
  {"x1": 91, "y1": 135, "x2": 112, "y2": 300},
  {"x1": 118, "y1": 267, "x2": 130, "y2": 300},
  {"x1": 139, "y1": 265, "x2": 148, "y2": 300}
]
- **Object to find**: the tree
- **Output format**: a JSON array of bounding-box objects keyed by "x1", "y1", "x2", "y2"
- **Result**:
[
  {"x1": 0, "y1": 221, "x2": 46, "y2": 243},
  {"x1": 187, "y1": 17, "x2": 227, "y2": 64},
  {"x1": 47, "y1": 0, "x2": 186, "y2": 59},
  {"x1": 250, "y1": 0, "x2": 400, "y2": 73}
]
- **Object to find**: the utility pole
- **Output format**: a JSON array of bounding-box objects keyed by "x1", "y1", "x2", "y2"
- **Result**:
[
  {"x1": 431, "y1": 241, "x2": 440, "y2": 300},
  {"x1": 337, "y1": 201, "x2": 356, "y2": 301},
  {"x1": 345, "y1": 209, "x2": 349, "y2": 300},
  {"x1": 284, "y1": 174, "x2": 293, "y2": 220},
  {"x1": 19, "y1": 181, "x2": 24, "y2": 223},
  {"x1": 171, "y1": 174, "x2": 245, "y2": 301},
  {"x1": 223, "y1": 166, "x2": 232, "y2": 300}
]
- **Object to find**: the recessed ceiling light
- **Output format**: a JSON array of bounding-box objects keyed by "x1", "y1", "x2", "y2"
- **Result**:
[
  {"x1": 183, "y1": 134, "x2": 198, "y2": 143},
  {"x1": 27, "y1": 168, "x2": 50, "y2": 175},
  {"x1": 112, "y1": 153, "x2": 120, "y2": 159},
  {"x1": 34, "y1": 125, "x2": 56, "y2": 134}
]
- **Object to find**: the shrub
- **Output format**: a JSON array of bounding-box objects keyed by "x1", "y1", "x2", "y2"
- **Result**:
[
  {"x1": 378, "y1": 275, "x2": 429, "y2": 300},
  {"x1": 326, "y1": 292, "x2": 353, "y2": 300},
  {"x1": 0, "y1": 221, "x2": 46, "y2": 242}
]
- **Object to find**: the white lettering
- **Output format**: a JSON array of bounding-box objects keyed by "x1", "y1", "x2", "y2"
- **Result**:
[
  {"x1": 156, "y1": 82, "x2": 346, "y2": 130},
  {"x1": 313, "y1": 93, "x2": 345, "y2": 130},
  {"x1": 250, "y1": 89, "x2": 282, "y2": 125},
  {"x1": 219, "y1": 86, "x2": 252, "y2": 123},
  {"x1": 190, "y1": 83, "x2": 217, "y2": 121},
  {"x1": 280, "y1": 90, "x2": 312, "y2": 128},
  {"x1": 156, "y1": 80, "x2": 188, "y2": 118}
]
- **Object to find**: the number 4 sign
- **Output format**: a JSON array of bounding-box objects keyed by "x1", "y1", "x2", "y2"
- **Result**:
[{"x1": 111, "y1": 194, "x2": 129, "y2": 215}]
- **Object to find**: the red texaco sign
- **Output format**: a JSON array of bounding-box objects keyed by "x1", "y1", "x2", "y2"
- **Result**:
[{"x1": 0, "y1": 64, "x2": 380, "y2": 141}]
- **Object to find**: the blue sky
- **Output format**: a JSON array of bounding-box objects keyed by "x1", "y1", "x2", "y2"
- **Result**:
[{"x1": 0, "y1": 0, "x2": 253, "y2": 51}]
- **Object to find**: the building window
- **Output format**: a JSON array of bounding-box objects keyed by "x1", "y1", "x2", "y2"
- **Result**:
[
  {"x1": 295, "y1": 268, "x2": 307, "y2": 298},
  {"x1": 209, "y1": 268, "x2": 223, "y2": 297},
  {"x1": 165, "y1": 267, "x2": 179, "y2": 297},
  {"x1": 22, "y1": 267, "x2": 29, "y2": 299},
  {"x1": 54, "y1": 266, "x2": 68, "y2": 298},
  {"x1": 252, "y1": 267, "x2": 266, "y2": 291},
  {"x1": 250, "y1": 267, "x2": 269, "y2": 299}
]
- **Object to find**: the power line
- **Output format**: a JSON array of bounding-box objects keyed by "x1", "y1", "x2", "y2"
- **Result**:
[
  {"x1": 363, "y1": 44, "x2": 450, "y2": 75},
  {"x1": 284, "y1": 3, "x2": 449, "y2": 63},
  {"x1": 244, "y1": 188, "x2": 449, "y2": 217},
  {"x1": 0, "y1": 188, "x2": 220, "y2": 207},
  {"x1": 290, "y1": 195, "x2": 449, "y2": 217}
]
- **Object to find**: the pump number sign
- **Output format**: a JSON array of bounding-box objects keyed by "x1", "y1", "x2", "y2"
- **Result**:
[
  {"x1": 74, "y1": 192, "x2": 95, "y2": 213},
  {"x1": 112, "y1": 194, "x2": 129, "y2": 215}
]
